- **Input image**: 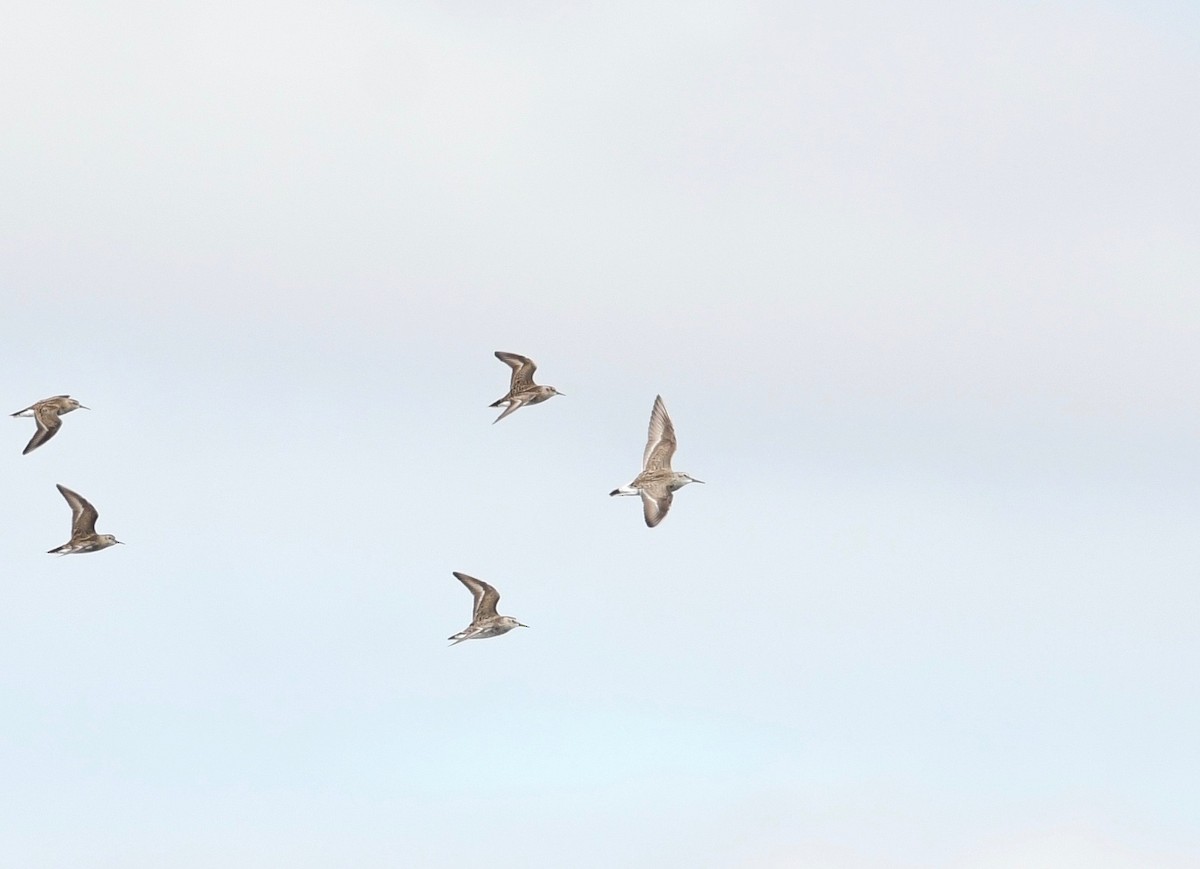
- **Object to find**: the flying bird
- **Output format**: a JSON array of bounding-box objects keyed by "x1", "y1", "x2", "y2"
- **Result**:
[
  {"x1": 11, "y1": 395, "x2": 88, "y2": 455},
  {"x1": 447, "y1": 571, "x2": 528, "y2": 645},
  {"x1": 47, "y1": 484, "x2": 123, "y2": 555},
  {"x1": 489, "y1": 352, "x2": 563, "y2": 423},
  {"x1": 610, "y1": 395, "x2": 704, "y2": 527}
]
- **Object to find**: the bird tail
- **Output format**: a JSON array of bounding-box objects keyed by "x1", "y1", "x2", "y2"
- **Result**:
[{"x1": 492, "y1": 400, "x2": 524, "y2": 424}]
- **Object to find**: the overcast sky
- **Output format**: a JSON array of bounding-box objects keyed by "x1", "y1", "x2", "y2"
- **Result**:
[{"x1": 2, "y1": 2, "x2": 1199, "y2": 867}]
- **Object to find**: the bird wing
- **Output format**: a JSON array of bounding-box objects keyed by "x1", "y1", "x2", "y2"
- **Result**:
[
  {"x1": 642, "y1": 395, "x2": 677, "y2": 471},
  {"x1": 57, "y1": 484, "x2": 99, "y2": 537},
  {"x1": 492, "y1": 396, "x2": 527, "y2": 424},
  {"x1": 495, "y1": 351, "x2": 538, "y2": 391},
  {"x1": 23, "y1": 403, "x2": 65, "y2": 454},
  {"x1": 640, "y1": 488, "x2": 673, "y2": 528},
  {"x1": 453, "y1": 572, "x2": 501, "y2": 620}
]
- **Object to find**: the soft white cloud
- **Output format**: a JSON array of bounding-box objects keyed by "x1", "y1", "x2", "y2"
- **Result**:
[
  {"x1": 959, "y1": 827, "x2": 1199, "y2": 869},
  {"x1": 1, "y1": 2, "x2": 1199, "y2": 867}
]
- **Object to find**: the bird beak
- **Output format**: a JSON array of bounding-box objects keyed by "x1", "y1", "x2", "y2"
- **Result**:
[
  {"x1": 116, "y1": 540, "x2": 125, "y2": 544},
  {"x1": 519, "y1": 623, "x2": 529, "y2": 628},
  {"x1": 693, "y1": 478, "x2": 706, "y2": 484},
  {"x1": 79, "y1": 405, "x2": 91, "y2": 410}
]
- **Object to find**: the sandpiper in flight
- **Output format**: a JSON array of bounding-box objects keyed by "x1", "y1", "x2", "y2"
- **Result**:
[
  {"x1": 610, "y1": 395, "x2": 704, "y2": 527},
  {"x1": 489, "y1": 352, "x2": 563, "y2": 423},
  {"x1": 11, "y1": 395, "x2": 88, "y2": 455},
  {"x1": 447, "y1": 571, "x2": 528, "y2": 645},
  {"x1": 48, "y1": 484, "x2": 123, "y2": 555}
]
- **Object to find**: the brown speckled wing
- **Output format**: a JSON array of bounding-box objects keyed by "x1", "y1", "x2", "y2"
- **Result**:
[
  {"x1": 642, "y1": 395, "x2": 677, "y2": 471},
  {"x1": 495, "y1": 352, "x2": 538, "y2": 392},
  {"x1": 640, "y1": 488, "x2": 673, "y2": 528},
  {"x1": 57, "y1": 484, "x2": 99, "y2": 537},
  {"x1": 453, "y1": 571, "x2": 501, "y2": 620}
]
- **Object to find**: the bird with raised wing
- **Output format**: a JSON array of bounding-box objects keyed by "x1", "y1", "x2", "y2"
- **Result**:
[
  {"x1": 610, "y1": 395, "x2": 704, "y2": 527},
  {"x1": 47, "y1": 484, "x2": 123, "y2": 555},
  {"x1": 447, "y1": 571, "x2": 528, "y2": 645},
  {"x1": 11, "y1": 395, "x2": 88, "y2": 455},
  {"x1": 488, "y1": 352, "x2": 563, "y2": 423}
]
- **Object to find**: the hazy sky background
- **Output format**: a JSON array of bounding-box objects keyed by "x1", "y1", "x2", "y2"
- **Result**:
[{"x1": 2, "y1": 1, "x2": 1199, "y2": 867}]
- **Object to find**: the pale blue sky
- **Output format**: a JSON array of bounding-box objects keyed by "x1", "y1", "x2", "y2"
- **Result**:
[{"x1": 2, "y1": 1, "x2": 1199, "y2": 867}]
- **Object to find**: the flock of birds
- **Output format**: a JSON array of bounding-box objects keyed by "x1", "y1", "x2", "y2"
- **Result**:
[
  {"x1": 11, "y1": 395, "x2": 122, "y2": 556},
  {"x1": 12, "y1": 352, "x2": 704, "y2": 645}
]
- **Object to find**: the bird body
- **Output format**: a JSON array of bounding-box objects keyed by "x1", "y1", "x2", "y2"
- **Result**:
[
  {"x1": 610, "y1": 395, "x2": 703, "y2": 527},
  {"x1": 489, "y1": 352, "x2": 562, "y2": 423},
  {"x1": 11, "y1": 395, "x2": 88, "y2": 455},
  {"x1": 448, "y1": 571, "x2": 527, "y2": 645},
  {"x1": 48, "y1": 484, "x2": 123, "y2": 555}
]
